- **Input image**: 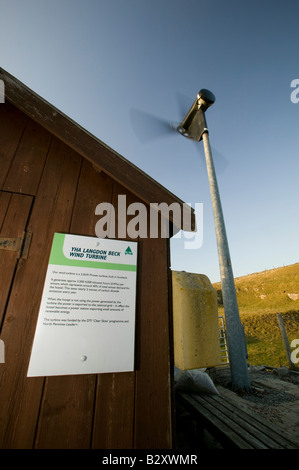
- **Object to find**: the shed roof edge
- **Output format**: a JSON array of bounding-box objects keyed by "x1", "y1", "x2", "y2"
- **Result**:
[{"x1": 0, "y1": 68, "x2": 195, "y2": 232}]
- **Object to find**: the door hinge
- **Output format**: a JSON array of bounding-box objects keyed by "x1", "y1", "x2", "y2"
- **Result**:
[{"x1": 0, "y1": 231, "x2": 32, "y2": 259}]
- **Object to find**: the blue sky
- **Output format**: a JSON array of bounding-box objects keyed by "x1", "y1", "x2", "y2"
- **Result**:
[{"x1": 1, "y1": 0, "x2": 299, "y2": 282}]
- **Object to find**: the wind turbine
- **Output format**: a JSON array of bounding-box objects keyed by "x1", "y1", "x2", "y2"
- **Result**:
[{"x1": 131, "y1": 90, "x2": 251, "y2": 392}]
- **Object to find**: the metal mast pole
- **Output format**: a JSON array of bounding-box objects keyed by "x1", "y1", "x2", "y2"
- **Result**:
[
  {"x1": 177, "y1": 89, "x2": 251, "y2": 391},
  {"x1": 201, "y1": 127, "x2": 251, "y2": 392}
]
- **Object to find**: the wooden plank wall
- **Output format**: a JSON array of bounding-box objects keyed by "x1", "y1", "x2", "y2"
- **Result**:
[{"x1": 0, "y1": 102, "x2": 174, "y2": 449}]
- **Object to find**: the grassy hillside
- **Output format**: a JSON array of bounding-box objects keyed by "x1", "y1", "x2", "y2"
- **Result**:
[{"x1": 213, "y1": 263, "x2": 299, "y2": 368}]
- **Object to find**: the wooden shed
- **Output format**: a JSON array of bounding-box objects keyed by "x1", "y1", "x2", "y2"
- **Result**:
[{"x1": 0, "y1": 69, "x2": 195, "y2": 449}]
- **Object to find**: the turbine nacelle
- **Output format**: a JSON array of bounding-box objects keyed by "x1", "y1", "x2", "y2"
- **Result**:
[{"x1": 176, "y1": 89, "x2": 215, "y2": 142}]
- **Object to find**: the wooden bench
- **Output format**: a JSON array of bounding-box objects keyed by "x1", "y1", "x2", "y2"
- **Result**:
[{"x1": 176, "y1": 386, "x2": 298, "y2": 449}]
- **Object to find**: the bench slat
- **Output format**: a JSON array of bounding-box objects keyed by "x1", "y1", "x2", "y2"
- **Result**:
[
  {"x1": 177, "y1": 392, "x2": 255, "y2": 449},
  {"x1": 176, "y1": 389, "x2": 298, "y2": 449},
  {"x1": 201, "y1": 393, "x2": 286, "y2": 449},
  {"x1": 216, "y1": 385, "x2": 298, "y2": 448},
  {"x1": 183, "y1": 393, "x2": 268, "y2": 449}
]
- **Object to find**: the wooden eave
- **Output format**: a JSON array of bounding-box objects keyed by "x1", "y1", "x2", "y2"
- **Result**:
[{"x1": 0, "y1": 68, "x2": 195, "y2": 232}]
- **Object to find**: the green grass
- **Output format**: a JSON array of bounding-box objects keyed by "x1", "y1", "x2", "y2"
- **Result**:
[{"x1": 214, "y1": 263, "x2": 299, "y2": 368}]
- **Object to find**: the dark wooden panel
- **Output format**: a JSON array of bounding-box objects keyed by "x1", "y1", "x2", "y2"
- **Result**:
[
  {"x1": 34, "y1": 375, "x2": 96, "y2": 449},
  {"x1": 90, "y1": 182, "x2": 136, "y2": 448},
  {"x1": 70, "y1": 160, "x2": 114, "y2": 237},
  {"x1": 106, "y1": 181, "x2": 173, "y2": 449},
  {"x1": 0, "y1": 138, "x2": 82, "y2": 448},
  {"x1": 35, "y1": 160, "x2": 115, "y2": 449},
  {"x1": 110, "y1": 181, "x2": 145, "y2": 240},
  {"x1": 0, "y1": 192, "x2": 11, "y2": 229},
  {"x1": 134, "y1": 236, "x2": 173, "y2": 449},
  {"x1": 3, "y1": 118, "x2": 52, "y2": 195},
  {"x1": 0, "y1": 192, "x2": 33, "y2": 326},
  {"x1": 108, "y1": 182, "x2": 173, "y2": 448},
  {"x1": 0, "y1": 102, "x2": 28, "y2": 189},
  {"x1": 92, "y1": 372, "x2": 135, "y2": 449}
]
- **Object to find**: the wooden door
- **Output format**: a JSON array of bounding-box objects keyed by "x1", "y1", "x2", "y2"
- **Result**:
[
  {"x1": 0, "y1": 137, "x2": 85, "y2": 448},
  {"x1": 0, "y1": 191, "x2": 35, "y2": 447},
  {"x1": 0, "y1": 192, "x2": 33, "y2": 326}
]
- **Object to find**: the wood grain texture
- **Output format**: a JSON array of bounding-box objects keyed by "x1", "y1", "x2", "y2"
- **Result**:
[
  {"x1": 3, "y1": 118, "x2": 52, "y2": 195},
  {"x1": 92, "y1": 372, "x2": 135, "y2": 449},
  {"x1": 0, "y1": 192, "x2": 33, "y2": 326},
  {"x1": 34, "y1": 160, "x2": 115, "y2": 449},
  {"x1": 134, "y1": 236, "x2": 173, "y2": 448},
  {"x1": 0, "y1": 138, "x2": 82, "y2": 448},
  {"x1": 35, "y1": 375, "x2": 96, "y2": 449},
  {"x1": 109, "y1": 182, "x2": 173, "y2": 448},
  {"x1": 92, "y1": 181, "x2": 136, "y2": 449},
  {"x1": 0, "y1": 102, "x2": 28, "y2": 189}
]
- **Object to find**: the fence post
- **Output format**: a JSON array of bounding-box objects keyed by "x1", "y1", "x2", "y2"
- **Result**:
[{"x1": 277, "y1": 314, "x2": 295, "y2": 370}]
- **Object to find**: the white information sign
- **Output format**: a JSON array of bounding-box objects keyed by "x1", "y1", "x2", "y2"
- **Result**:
[{"x1": 27, "y1": 233, "x2": 137, "y2": 377}]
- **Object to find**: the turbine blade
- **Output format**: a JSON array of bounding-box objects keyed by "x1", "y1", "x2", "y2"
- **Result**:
[
  {"x1": 130, "y1": 108, "x2": 175, "y2": 142},
  {"x1": 175, "y1": 92, "x2": 193, "y2": 120}
]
